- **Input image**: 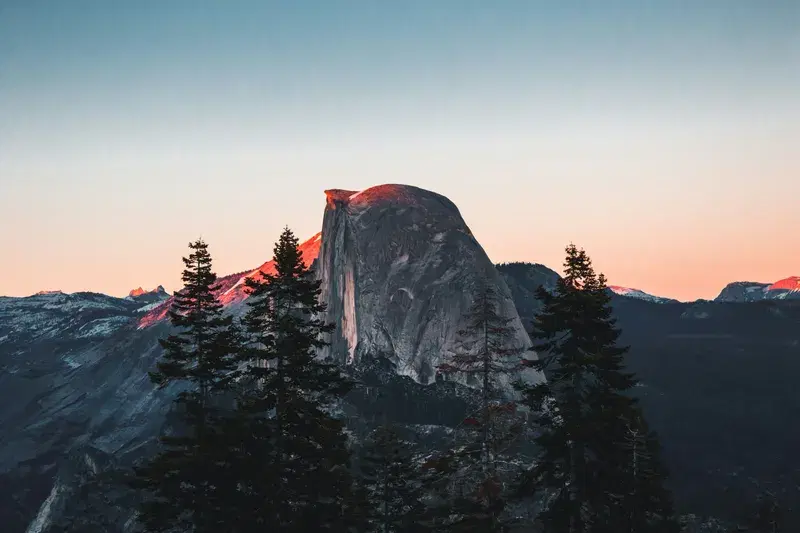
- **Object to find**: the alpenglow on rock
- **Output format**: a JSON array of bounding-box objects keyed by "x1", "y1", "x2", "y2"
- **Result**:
[
  {"x1": 317, "y1": 184, "x2": 540, "y2": 385},
  {"x1": 715, "y1": 277, "x2": 800, "y2": 302}
]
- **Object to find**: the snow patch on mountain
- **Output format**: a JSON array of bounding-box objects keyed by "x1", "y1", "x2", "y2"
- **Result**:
[
  {"x1": 75, "y1": 316, "x2": 130, "y2": 338},
  {"x1": 608, "y1": 286, "x2": 676, "y2": 304},
  {"x1": 222, "y1": 269, "x2": 260, "y2": 296},
  {"x1": 135, "y1": 300, "x2": 166, "y2": 313}
]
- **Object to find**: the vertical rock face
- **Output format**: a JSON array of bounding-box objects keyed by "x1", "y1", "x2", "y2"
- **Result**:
[{"x1": 318, "y1": 184, "x2": 540, "y2": 385}]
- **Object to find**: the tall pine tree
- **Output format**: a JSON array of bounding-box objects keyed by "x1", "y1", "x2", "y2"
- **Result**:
[
  {"x1": 438, "y1": 275, "x2": 524, "y2": 471},
  {"x1": 235, "y1": 226, "x2": 365, "y2": 533},
  {"x1": 132, "y1": 239, "x2": 240, "y2": 533},
  {"x1": 613, "y1": 414, "x2": 680, "y2": 533},
  {"x1": 437, "y1": 274, "x2": 525, "y2": 532},
  {"x1": 515, "y1": 244, "x2": 677, "y2": 533}
]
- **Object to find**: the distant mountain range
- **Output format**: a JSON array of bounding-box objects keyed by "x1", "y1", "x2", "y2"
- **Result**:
[
  {"x1": 1, "y1": 184, "x2": 798, "y2": 531},
  {"x1": 15, "y1": 265, "x2": 796, "y2": 311},
  {"x1": 593, "y1": 276, "x2": 800, "y2": 305}
]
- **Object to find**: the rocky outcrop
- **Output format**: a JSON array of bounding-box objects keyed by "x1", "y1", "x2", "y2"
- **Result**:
[
  {"x1": 317, "y1": 184, "x2": 539, "y2": 385},
  {"x1": 127, "y1": 285, "x2": 169, "y2": 303}
]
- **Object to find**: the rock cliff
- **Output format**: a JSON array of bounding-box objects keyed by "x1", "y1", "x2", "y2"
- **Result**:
[{"x1": 317, "y1": 184, "x2": 539, "y2": 385}]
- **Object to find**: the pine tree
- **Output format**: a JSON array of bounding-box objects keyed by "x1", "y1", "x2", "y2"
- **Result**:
[
  {"x1": 416, "y1": 451, "x2": 464, "y2": 533},
  {"x1": 132, "y1": 239, "x2": 240, "y2": 533},
  {"x1": 438, "y1": 276, "x2": 523, "y2": 470},
  {"x1": 415, "y1": 446, "x2": 512, "y2": 533},
  {"x1": 360, "y1": 425, "x2": 428, "y2": 533},
  {"x1": 235, "y1": 226, "x2": 365, "y2": 533},
  {"x1": 603, "y1": 413, "x2": 679, "y2": 533},
  {"x1": 436, "y1": 274, "x2": 525, "y2": 533},
  {"x1": 515, "y1": 244, "x2": 677, "y2": 533}
]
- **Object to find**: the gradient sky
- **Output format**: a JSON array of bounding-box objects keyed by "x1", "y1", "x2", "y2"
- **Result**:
[{"x1": 1, "y1": 1, "x2": 798, "y2": 301}]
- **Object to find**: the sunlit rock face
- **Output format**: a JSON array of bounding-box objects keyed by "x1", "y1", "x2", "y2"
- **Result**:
[
  {"x1": 317, "y1": 184, "x2": 540, "y2": 386},
  {"x1": 137, "y1": 233, "x2": 322, "y2": 328}
]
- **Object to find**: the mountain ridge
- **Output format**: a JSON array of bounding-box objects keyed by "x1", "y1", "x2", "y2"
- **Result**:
[
  {"x1": 608, "y1": 285, "x2": 678, "y2": 304},
  {"x1": 715, "y1": 276, "x2": 800, "y2": 302},
  {"x1": 137, "y1": 232, "x2": 322, "y2": 328}
]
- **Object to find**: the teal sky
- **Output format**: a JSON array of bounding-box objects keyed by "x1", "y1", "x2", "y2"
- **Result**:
[{"x1": 1, "y1": 1, "x2": 798, "y2": 300}]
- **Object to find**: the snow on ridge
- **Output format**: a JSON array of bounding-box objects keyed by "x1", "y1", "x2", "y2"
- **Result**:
[
  {"x1": 135, "y1": 301, "x2": 165, "y2": 313},
  {"x1": 608, "y1": 285, "x2": 636, "y2": 295},
  {"x1": 223, "y1": 269, "x2": 260, "y2": 296},
  {"x1": 608, "y1": 285, "x2": 651, "y2": 298},
  {"x1": 608, "y1": 285, "x2": 672, "y2": 303},
  {"x1": 75, "y1": 316, "x2": 130, "y2": 338}
]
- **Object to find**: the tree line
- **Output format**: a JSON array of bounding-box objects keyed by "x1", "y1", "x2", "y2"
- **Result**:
[{"x1": 57, "y1": 228, "x2": 688, "y2": 533}]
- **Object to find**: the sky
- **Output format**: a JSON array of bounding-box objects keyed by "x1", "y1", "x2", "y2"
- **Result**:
[{"x1": 1, "y1": 1, "x2": 798, "y2": 301}]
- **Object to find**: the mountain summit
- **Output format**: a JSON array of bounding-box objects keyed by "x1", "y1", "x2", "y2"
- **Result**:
[
  {"x1": 767, "y1": 276, "x2": 800, "y2": 292},
  {"x1": 715, "y1": 276, "x2": 800, "y2": 302},
  {"x1": 128, "y1": 286, "x2": 167, "y2": 298},
  {"x1": 126, "y1": 285, "x2": 169, "y2": 309},
  {"x1": 318, "y1": 184, "x2": 539, "y2": 385}
]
